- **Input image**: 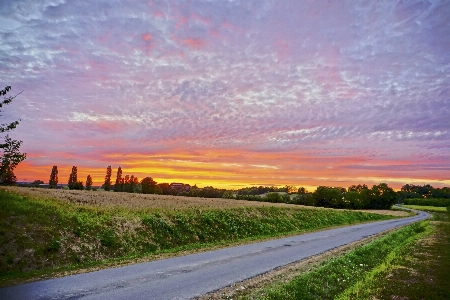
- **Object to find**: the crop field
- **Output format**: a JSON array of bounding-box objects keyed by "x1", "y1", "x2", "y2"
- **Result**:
[{"x1": 1, "y1": 187, "x2": 409, "y2": 217}]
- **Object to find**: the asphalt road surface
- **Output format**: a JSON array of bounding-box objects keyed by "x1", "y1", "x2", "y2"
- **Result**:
[{"x1": 0, "y1": 209, "x2": 429, "y2": 300}]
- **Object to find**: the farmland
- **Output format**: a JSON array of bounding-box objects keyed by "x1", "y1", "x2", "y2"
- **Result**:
[{"x1": 0, "y1": 187, "x2": 404, "y2": 287}]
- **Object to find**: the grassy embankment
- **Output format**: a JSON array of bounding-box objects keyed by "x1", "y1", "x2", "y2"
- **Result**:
[
  {"x1": 238, "y1": 207, "x2": 449, "y2": 300},
  {"x1": 402, "y1": 204, "x2": 448, "y2": 212},
  {"x1": 0, "y1": 187, "x2": 394, "y2": 287}
]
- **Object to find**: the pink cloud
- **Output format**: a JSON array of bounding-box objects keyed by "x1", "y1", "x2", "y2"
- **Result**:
[
  {"x1": 142, "y1": 33, "x2": 152, "y2": 42},
  {"x1": 182, "y1": 38, "x2": 204, "y2": 49}
]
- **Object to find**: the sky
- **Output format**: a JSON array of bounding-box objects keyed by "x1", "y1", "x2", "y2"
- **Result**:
[{"x1": 1, "y1": 0, "x2": 449, "y2": 190}]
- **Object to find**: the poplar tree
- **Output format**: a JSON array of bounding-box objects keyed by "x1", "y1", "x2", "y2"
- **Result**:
[
  {"x1": 86, "y1": 175, "x2": 93, "y2": 190},
  {"x1": 123, "y1": 175, "x2": 130, "y2": 192},
  {"x1": 103, "y1": 165, "x2": 112, "y2": 191},
  {"x1": 68, "y1": 166, "x2": 77, "y2": 189},
  {"x1": 114, "y1": 166, "x2": 122, "y2": 192},
  {"x1": 49, "y1": 165, "x2": 58, "y2": 188}
]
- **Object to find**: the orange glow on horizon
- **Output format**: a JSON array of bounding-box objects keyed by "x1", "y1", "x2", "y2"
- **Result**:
[{"x1": 14, "y1": 151, "x2": 450, "y2": 191}]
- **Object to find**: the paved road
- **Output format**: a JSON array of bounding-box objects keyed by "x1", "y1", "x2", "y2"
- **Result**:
[{"x1": 0, "y1": 209, "x2": 429, "y2": 300}]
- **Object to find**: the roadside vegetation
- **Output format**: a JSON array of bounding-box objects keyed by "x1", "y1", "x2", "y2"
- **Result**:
[
  {"x1": 402, "y1": 205, "x2": 448, "y2": 213},
  {"x1": 231, "y1": 208, "x2": 449, "y2": 300},
  {"x1": 0, "y1": 187, "x2": 396, "y2": 287}
]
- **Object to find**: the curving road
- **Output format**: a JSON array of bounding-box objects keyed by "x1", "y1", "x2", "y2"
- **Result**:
[{"x1": 0, "y1": 209, "x2": 429, "y2": 300}]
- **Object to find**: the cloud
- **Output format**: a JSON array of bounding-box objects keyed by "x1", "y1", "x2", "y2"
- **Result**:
[{"x1": 1, "y1": 0, "x2": 449, "y2": 189}]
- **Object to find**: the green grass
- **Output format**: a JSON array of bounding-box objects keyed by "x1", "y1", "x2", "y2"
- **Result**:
[
  {"x1": 339, "y1": 211, "x2": 450, "y2": 299},
  {"x1": 402, "y1": 204, "x2": 448, "y2": 212},
  {"x1": 244, "y1": 222, "x2": 429, "y2": 300},
  {"x1": 0, "y1": 189, "x2": 393, "y2": 286},
  {"x1": 241, "y1": 209, "x2": 449, "y2": 300}
]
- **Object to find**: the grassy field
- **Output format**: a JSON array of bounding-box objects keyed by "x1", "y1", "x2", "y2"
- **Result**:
[
  {"x1": 346, "y1": 211, "x2": 450, "y2": 299},
  {"x1": 231, "y1": 210, "x2": 449, "y2": 300},
  {"x1": 0, "y1": 187, "x2": 401, "y2": 287},
  {"x1": 402, "y1": 204, "x2": 448, "y2": 212}
]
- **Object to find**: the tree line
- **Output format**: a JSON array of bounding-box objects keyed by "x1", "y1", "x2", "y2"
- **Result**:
[{"x1": 18, "y1": 164, "x2": 450, "y2": 210}]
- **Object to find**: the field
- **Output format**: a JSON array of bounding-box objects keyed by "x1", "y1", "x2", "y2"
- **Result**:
[
  {"x1": 0, "y1": 187, "x2": 403, "y2": 287},
  {"x1": 402, "y1": 204, "x2": 448, "y2": 213},
  {"x1": 1, "y1": 186, "x2": 409, "y2": 216},
  {"x1": 1, "y1": 187, "x2": 325, "y2": 210}
]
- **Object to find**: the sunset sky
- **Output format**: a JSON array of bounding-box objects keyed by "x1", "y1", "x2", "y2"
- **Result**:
[{"x1": 1, "y1": 0, "x2": 449, "y2": 190}]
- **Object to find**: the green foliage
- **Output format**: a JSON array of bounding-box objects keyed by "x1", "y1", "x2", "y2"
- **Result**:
[
  {"x1": 0, "y1": 86, "x2": 21, "y2": 133},
  {"x1": 0, "y1": 135, "x2": 26, "y2": 184},
  {"x1": 222, "y1": 191, "x2": 235, "y2": 199},
  {"x1": 46, "y1": 239, "x2": 61, "y2": 252},
  {"x1": 313, "y1": 186, "x2": 346, "y2": 208},
  {"x1": 402, "y1": 205, "x2": 448, "y2": 213},
  {"x1": 141, "y1": 177, "x2": 159, "y2": 194},
  {"x1": 103, "y1": 166, "x2": 112, "y2": 191},
  {"x1": 99, "y1": 229, "x2": 117, "y2": 248},
  {"x1": 235, "y1": 194, "x2": 262, "y2": 201},
  {"x1": 404, "y1": 198, "x2": 450, "y2": 207},
  {"x1": 265, "y1": 192, "x2": 282, "y2": 203},
  {"x1": 237, "y1": 186, "x2": 276, "y2": 196},
  {"x1": 85, "y1": 175, "x2": 93, "y2": 191},
  {"x1": 123, "y1": 175, "x2": 140, "y2": 193},
  {"x1": 67, "y1": 166, "x2": 83, "y2": 190},
  {"x1": 49, "y1": 166, "x2": 58, "y2": 188},
  {"x1": 398, "y1": 184, "x2": 450, "y2": 201},
  {"x1": 309, "y1": 184, "x2": 396, "y2": 209},
  {"x1": 114, "y1": 166, "x2": 122, "y2": 192}
]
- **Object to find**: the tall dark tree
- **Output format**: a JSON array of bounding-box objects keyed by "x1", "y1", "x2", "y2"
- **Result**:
[
  {"x1": 114, "y1": 166, "x2": 123, "y2": 192},
  {"x1": 129, "y1": 175, "x2": 139, "y2": 193},
  {"x1": 68, "y1": 166, "x2": 77, "y2": 188},
  {"x1": 123, "y1": 174, "x2": 130, "y2": 192},
  {"x1": 103, "y1": 165, "x2": 112, "y2": 191},
  {"x1": 0, "y1": 86, "x2": 26, "y2": 183},
  {"x1": 49, "y1": 165, "x2": 58, "y2": 189},
  {"x1": 68, "y1": 166, "x2": 83, "y2": 190},
  {"x1": 86, "y1": 175, "x2": 93, "y2": 191}
]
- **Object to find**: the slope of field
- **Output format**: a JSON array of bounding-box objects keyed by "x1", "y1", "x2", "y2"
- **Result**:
[{"x1": 0, "y1": 187, "x2": 404, "y2": 286}]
